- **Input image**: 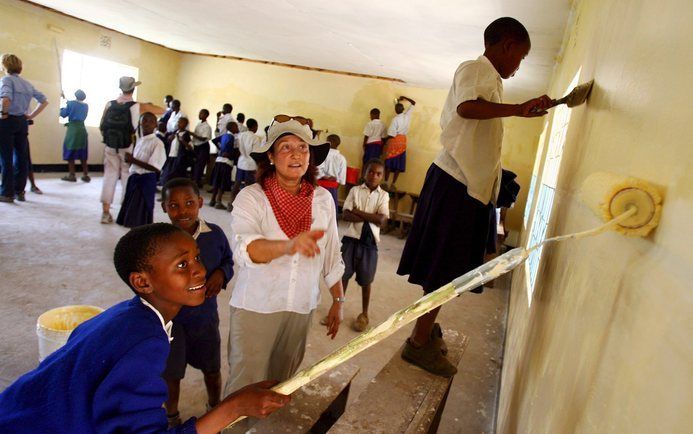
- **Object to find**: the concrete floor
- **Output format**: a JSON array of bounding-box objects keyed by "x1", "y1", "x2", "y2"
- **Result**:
[{"x1": 0, "y1": 173, "x2": 510, "y2": 434}]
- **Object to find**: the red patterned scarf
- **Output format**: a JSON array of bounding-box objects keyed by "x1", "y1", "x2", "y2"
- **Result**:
[{"x1": 263, "y1": 175, "x2": 315, "y2": 239}]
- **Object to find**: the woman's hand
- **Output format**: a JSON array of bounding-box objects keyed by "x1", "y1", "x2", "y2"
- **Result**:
[
  {"x1": 286, "y1": 230, "x2": 324, "y2": 257},
  {"x1": 325, "y1": 301, "x2": 342, "y2": 339}
]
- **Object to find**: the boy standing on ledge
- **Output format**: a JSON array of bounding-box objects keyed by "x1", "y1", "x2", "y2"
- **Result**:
[{"x1": 397, "y1": 17, "x2": 552, "y2": 376}]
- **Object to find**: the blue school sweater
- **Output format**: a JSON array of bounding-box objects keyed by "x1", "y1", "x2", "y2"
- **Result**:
[
  {"x1": 175, "y1": 221, "x2": 234, "y2": 327},
  {"x1": 0, "y1": 297, "x2": 197, "y2": 434}
]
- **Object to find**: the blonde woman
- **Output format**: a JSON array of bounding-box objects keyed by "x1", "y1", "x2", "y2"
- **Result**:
[{"x1": 0, "y1": 54, "x2": 48, "y2": 202}]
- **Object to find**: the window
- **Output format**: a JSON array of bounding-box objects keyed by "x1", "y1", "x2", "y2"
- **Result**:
[
  {"x1": 60, "y1": 50, "x2": 139, "y2": 127},
  {"x1": 524, "y1": 71, "x2": 580, "y2": 305}
]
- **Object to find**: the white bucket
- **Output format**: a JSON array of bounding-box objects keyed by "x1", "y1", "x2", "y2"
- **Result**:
[{"x1": 36, "y1": 305, "x2": 104, "y2": 362}]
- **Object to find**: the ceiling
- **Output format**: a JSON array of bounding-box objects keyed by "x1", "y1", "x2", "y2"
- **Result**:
[{"x1": 32, "y1": 0, "x2": 571, "y2": 99}]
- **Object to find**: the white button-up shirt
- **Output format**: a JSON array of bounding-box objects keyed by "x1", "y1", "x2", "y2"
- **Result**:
[
  {"x1": 130, "y1": 133, "x2": 167, "y2": 175},
  {"x1": 317, "y1": 148, "x2": 347, "y2": 184},
  {"x1": 229, "y1": 184, "x2": 345, "y2": 314},
  {"x1": 363, "y1": 119, "x2": 387, "y2": 143},
  {"x1": 434, "y1": 55, "x2": 504, "y2": 205},
  {"x1": 342, "y1": 183, "x2": 390, "y2": 243},
  {"x1": 166, "y1": 110, "x2": 186, "y2": 133},
  {"x1": 192, "y1": 121, "x2": 212, "y2": 146},
  {"x1": 236, "y1": 131, "x2": 260, "y2": 171},
  {"x1": 387, "y1": 105, "x2": 414, "y2": 137}
]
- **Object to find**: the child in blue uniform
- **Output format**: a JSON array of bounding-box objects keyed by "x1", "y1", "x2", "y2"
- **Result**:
[
  {"x1": 161, "y1": 178, "x2": 234, "y2": 428},
  {"x1": 0, "y1": 223, "x2": 289, "y2": 433}
]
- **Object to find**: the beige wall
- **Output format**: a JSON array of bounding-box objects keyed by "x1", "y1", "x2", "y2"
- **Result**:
[
  {"x1": 0, "y1": 0, "x2": 180, "y2": 164},
  {"x1": 497, "y1": 0, "x2": 693, "y2": 433}
]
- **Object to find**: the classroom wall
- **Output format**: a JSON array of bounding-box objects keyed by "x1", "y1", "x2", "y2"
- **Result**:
[
  {"x1": 0, "y1": 0, "x2": 180, "y2": 164},
  {"x1": 497, "y1": 0, "x2": 693, "y2": 432}
]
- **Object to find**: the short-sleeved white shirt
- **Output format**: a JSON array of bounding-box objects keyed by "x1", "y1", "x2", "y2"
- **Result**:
[
  {"x1": 433, "y1": 55, "x2": 504, "y2": 205},
  {"x1": 317, "y1": 148, "x2": 347, "y2": 185},
  {"x1": 229, "y1": 184, "x2": 345, "y2": 314},
  {"x1": 387, "y1": 105, "x2": 414, "y2": 137},
  {"x1": 166, "y1": 110, "x2": 186, "y2": 134},
  {"x1": 130, "y1": 133, "x2": 167, "y2": 174},
  {"x1": 192, "y1": 121, "x2": 212, "y2": 146},
  {"x1": 363, "y1": 119, "x2": 387, "y2": 143},
  {"x1": 342, "y1": 184, "x2": 390, "y2": 243},
  {"x1": 236, "y1": 131, "x2": 260, "y2": 171}
]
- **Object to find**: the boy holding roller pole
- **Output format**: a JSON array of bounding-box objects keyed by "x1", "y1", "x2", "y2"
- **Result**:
[{"x1": 397, "y1": 17, "x2": 552, "y2": 376}]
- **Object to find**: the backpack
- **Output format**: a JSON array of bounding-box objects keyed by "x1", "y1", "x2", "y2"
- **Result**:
[{"x1": 100, "y1": 100, "x2": 136, "y2": 150}]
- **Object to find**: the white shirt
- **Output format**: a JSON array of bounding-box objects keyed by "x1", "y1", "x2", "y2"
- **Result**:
[
  {"x1": 140, "y1": 298, "x2": 173, "y2": 342},
  {"x1": 363, "y1": 119, "x2": 387, "y2": 144},
  {"x1": 387, "y1": 105, "x2": 414, "y2": 137},
  {"x1": 317, "y1": 148, "x2": 347, "y2": 185},
  {"x1": 434, "y1": 55, "x2": 504, "y2": 205},
  {"x1": 169, "y1": 130, "x2": 188, "y2": 157},
  {"x1": 130, "y1": 133, "x2": 167, "y2": 174},
  {"x1": 236, "y1": 131, "x2": 260, "y2": 171},
  {"x1": 216, "y1": 113, "x2": 235, "y2": 136},
  {"x1": 342, "y1": 184, "x2": 390, "y2": 243},
  {"x1": 237, "y1": 123, "x2": 249, "y2": 132},
  {"x1": 192, "y1": 120, "x2": 212, "y2": 146},
  {"x1": 229, "y1": 184, "x2": 345, "y2": 314},
  {"x1": 166, "y1": 110, "x2": 186, "y2": 133}
]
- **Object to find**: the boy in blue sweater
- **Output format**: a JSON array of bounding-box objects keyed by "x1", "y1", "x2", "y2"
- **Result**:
[
  {"x1": 160, "y1": 177, "x2": 234, "y2": 428},
  {"x1": 0, "y1": 223, "x2": 288, "y2": 433}
]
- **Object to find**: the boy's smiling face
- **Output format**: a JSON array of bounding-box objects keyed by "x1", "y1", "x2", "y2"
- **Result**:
[
  {"x1": 162, "y1": 186, "x2": 203, "y2": 235},
  {"x1": 131, "y1": 231, "x2": 207, "y2": 321}
]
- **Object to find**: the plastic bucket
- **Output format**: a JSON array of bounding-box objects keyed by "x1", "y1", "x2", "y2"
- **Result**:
[
  {"x1": 346, "y1": 167, "x2": 360, "y2": 185},
  {"x1": 36, "y1": 305, "x2": 104, "y2": 362}
]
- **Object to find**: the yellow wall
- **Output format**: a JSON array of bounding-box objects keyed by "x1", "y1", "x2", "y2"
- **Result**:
[
  {"x1": 497, "y1": 0, "x2": 693, "y2": 433},
  {"x1": 172, "y1": 53, "x2": 448, "y2": 196},
  {"x1": 1, "y1": 0, "x2": 543, "y2": 232},
  {"x1": 0, "y1": 0, "x2": 180, "y2": 164}
]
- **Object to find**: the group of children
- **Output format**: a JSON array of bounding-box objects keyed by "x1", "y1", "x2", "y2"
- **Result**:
[{"x1": 0, "y1": 15, "x2": 551, "y2": 431}]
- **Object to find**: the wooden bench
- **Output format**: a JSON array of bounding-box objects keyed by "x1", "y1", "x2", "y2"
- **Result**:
[
  {"x1": 250, "y1": 364, "x2": 360, "y2": 434},
  {"x1": 327, "y1": 329, "x2": 468, "y2": 434}
]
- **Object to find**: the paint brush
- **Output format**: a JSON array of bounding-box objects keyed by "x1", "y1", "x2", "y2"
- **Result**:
[{"x1": 548, "y1": 79, "x2": 594, "y2": 109}]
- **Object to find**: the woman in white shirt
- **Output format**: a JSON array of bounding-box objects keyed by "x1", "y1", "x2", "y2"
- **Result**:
[{"x1": 223, "y1": 115, "x2": 345, "y2": 407}]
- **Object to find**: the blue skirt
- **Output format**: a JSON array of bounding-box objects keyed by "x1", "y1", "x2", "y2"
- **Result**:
[
  {"x1": 210, "y1": 162, "x2": 232, "y2": 191},
  {"x1": 116, "y1": 172, "x2": 158, "y2": 228},
  {"x1": 397, "y1": 164, "x2": 494, "y2": 293},
  {"x1": 363, "y1": 142, "x2": 383, "y2": 166},
  {"x1": 385, "y1": 151, "x2": 406, "y2": 172}
]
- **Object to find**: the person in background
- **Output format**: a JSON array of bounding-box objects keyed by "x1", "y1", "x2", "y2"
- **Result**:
[
  {"x1": 316, "y1": 134, "x2": 347, "y2": 213},
  {"x1": 116, "y1": 112, "x2": 166, "y2": 228},
  {"x1": 340, "y1": 158, "x2": 389, "y2": 332},
  {"x1": 227, "y1": 118, "x2": 259, "y2": 211},
  {"x1": 361, "y1": 108, "x2": 386, "y2": 168},
  {"x1": 236, "y1": 112, "x2": 248, "y2": 132},
  {"x1": 383, "y1": 96, "x2": 416, "y2": 189},
  {"x1": 216, "y1": 103, "x2": 235, "y2": 137},
  {"x1": 209, "y1": 122, "x2": 238, "y2": 209},
  {"x1": 191, "y1": 109, "x2": 212, "y2": 188},
  {"x1": 60, "y1": 89, "x2": 90, "y2": 183},
  {"x1": 165, "y1": 99, "x2": 185, "y2": 135},
  {"x1": 98, "y1": 76, "x2": 165, "y2": 223},
  {"x1": 159, "y1": 94, "x2": 174, "y2": 125},
  {"x1": 166, "y1": 117, "x2": 194, "y2": 182},
  {"x1": 0, "y1": 53, "x2": 48, "y2": 203}
]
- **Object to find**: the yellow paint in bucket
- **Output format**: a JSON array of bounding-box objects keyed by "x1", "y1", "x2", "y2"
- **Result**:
[{"x1": 36, "y1": 305, "x2": 103, "y2": 361}]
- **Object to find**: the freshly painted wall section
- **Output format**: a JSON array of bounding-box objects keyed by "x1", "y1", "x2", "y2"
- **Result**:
[{"x1": 497, "y1": 0, "x2": 693, "y2": 433}]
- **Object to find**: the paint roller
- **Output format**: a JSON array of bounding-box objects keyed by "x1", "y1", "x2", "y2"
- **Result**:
[{"x1": 224, "y1": 171, "x2": 662, "y2": 429}]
